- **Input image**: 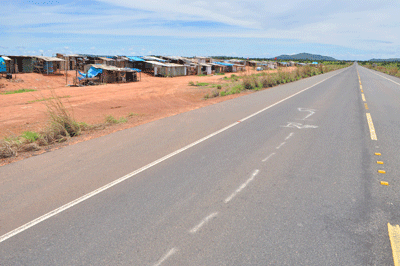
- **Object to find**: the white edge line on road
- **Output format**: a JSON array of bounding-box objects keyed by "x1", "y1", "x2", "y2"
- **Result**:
[
  {"x1": 153, "y1": 248, "x2": 178, "y2": 266},
  {"x1": 0, "y1": 68, "x2": 346, "y2": 244},
  {"x1": 365, "y1": 68, "x2": 400, "y2": 86},
  {"x1": 224, "y1": 169, "x2": 260, "y2": 203},
  {"x1": 189, "y1": 212, "x2": 218, "y2": 234}
]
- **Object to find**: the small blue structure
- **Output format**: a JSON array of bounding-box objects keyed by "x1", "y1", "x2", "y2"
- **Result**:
[
  {"x1": 0, "y1": 58, "x2": 6, "y2": 73},
  {"x1": 312, "y1": 62, "x2": 319, "y2": 65}
]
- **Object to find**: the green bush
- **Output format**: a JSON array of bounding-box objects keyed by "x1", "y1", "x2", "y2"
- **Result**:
[{"x1": 21, "y1": 131, "x2": 40, "y2": 143}]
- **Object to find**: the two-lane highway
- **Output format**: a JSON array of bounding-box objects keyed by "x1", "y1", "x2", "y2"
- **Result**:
[{"x1": 1, "y1": 64, "x2": 400, "y2": 265}]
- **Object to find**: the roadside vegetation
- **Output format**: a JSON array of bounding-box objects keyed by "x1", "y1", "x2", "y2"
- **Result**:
[
  {"x1": 204, "y1": 62, "x2": 351, "y2": 99},
  {"x1": 0, "y1": 92, "x2": 136, "y2": 159},
  {"x1": 189, "y1": 81, "x2": 210, "y2": 86},
  {"x1": 0, "y1": 88, "x2": 36, "y2": 95},
  {"x1": 360, "y1": 61, "x2": 400, "y2": 78}
]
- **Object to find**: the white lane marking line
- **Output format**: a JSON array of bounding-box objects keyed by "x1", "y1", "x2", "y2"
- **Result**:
[
  {"x1": 276, "y1": 142, "x2": 286, "y2": 149},
  {"x1": 298, "y1": 108, "x2": 316, "y2": 120},
  {"x1": 0, "y1": 69, "x2": 346, "y2": 244},
  {"x1": 153, "y1": 248, "x2": 178, "y2": 266},
  {"x1": 189, "y1": 212, "x2": 218, "y2": 234},
  {"x1": 367, "y1": 69, "x2": 400, "y2": 86},
  {"x1": 225, "y1": 170, "x2": 260, "y2": 203},
  {"x1": 262, "y1": 153, "x2": 276, "y2": 162},
  {"x1": 285, "y1": 132, "x2": 294, "y2": 140}
]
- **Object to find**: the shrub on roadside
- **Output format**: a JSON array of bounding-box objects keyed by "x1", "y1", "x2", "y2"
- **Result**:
[{"x1": 21, "y1": 131, "x2": 40, "y2": 143}]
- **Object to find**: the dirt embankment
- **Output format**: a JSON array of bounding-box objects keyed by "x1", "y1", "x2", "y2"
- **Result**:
[{"x1": 0, "y1": 67, "x2": 296, "y2": 164}]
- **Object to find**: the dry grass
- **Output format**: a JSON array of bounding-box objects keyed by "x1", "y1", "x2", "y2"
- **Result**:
[
  {"x1": 39, "y1": 91, "x2": 81, "y2": 144},
  {"x1": 0, "y1": 140, "x2": 18, "y2": 159}
]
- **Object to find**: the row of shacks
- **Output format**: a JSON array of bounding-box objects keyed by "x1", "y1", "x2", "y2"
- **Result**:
[
  {"x1": 0, "y1": 54, "x2": 281, "y2": 85},
  {"x1": 56, "y1": 54, "x2": 253, "y2": 77}
]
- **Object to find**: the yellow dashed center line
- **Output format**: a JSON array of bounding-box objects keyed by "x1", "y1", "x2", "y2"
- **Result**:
[
  {"x1": 364, "y1": 103, "x2": 369, "y2": 110},
  {"x1": 360, "y1": 85, "x2": 363, "y2": 90},
  {"x1": 366, "y1": 113, "x2": 377, "y2": 140},
  {"x1": 362, "y1": 93, "x2": 366, "y2": 102},
  {"x1": 388, "y1": 223, "x2": 400, "y2": 266}
]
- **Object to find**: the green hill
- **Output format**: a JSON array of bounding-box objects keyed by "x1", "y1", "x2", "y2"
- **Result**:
[
  {"x1": 369, "y1": 58, "x2": 400, "y2": 62},
  {"x1": 276, "y1": 53, "x2": 337, "y2": 61}
]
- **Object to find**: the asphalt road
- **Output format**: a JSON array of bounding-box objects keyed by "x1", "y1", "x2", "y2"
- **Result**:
[{"x1": 1, "y1": 63, "x2": 400, "y2": 265}]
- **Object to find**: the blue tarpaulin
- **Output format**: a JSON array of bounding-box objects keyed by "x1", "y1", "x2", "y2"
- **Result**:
[
  {"x1": 0, "y1": 58, "x2": 6, "y2": 73},
  {"x1": 129, "y1": 68, "x2": 142, "y2": 72},
  {"x1": 215, "y1": 62, "x2": 233, "y2": 66},
  {"x1": 127, "y1": 56, "x2": 145, "y2": 62},
  {"x1": 78, "y1": 66, "x2": 103, "y2": 81}
]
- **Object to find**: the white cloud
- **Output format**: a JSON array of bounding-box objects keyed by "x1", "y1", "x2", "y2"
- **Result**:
[{"x1": 1, "y1": 0, "x2": 400, "y2": 58}]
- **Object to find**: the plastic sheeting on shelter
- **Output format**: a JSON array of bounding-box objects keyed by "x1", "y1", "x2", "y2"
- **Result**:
[
  {"x1": 78, "y1": 66, "x2": 103, "y2": 81},
  {"x1": 0, "y1": 58, "x2": 6, "y2": 73}
]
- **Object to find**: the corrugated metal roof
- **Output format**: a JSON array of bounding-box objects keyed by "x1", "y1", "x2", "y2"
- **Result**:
[
  {"x1": 98, "y1": 57, "x2": 114, "y2": 61},
  {"x1": 35, "y1": 56, "x2": 65, "y2": 62},
  {"x1": 90, "y1": 64, "x2": 138, "y2": 72},
  {"x1": 142, "y1": 56, "x2": 167, "y2": 62},
  {"x1": 145, "y1": 61, "x2": 168, "y2": 67},
  {"x1": 145, "y1": 61, "x2": 186, "y2": 68}
]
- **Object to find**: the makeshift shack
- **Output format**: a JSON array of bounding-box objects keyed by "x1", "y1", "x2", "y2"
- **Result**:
[
  {"x1": 209, "y1": 63, "x2": 225, "y2": 73},
  {"x1": 214, "y1": 62, "x2": 234, "y2": 72},
  {"x1": 33, "y1": 56, "x2": 65, "y2": 75},
  {"x1": 197, "y1": 63, "x2": 212, "y2": 75},
  {"x1": 145, "y1": 61, "x2": 187, "y2": 77},
  {"x1": 7, "y1": 56, "x2": 34, "y2": 73},
  {"x1": 126, "y1": 56, "x2": 147, "y2": 71},
  {"x1": 232, "y1": 64, "x2": 246, "y2": 72},
  {"x1": 82, "y1": 64, "x2": 141, "y2": 84}
]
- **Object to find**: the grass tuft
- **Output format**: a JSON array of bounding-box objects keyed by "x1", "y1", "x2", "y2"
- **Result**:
[
  {"x1": 21, "y1": 131, "x2": 40, "y2": 143},
  {"x1": 105, "y1": 115, "x2": 127, "y2": 124},
  {"x1": 1, "y1": 89, "x2": 36, "y2": 95}
]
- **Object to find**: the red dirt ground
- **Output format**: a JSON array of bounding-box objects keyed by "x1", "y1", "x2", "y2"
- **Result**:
[{"x1": 0, "y1": 67, "x2": 296, "y2": 165}]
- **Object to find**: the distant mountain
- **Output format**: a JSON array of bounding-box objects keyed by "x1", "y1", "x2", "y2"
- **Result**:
[
  {"x1": 275, "y1": 53, "x2": 337, "y2": 61},
  {"x1": 369, "y1": 58, "x2": 400, "y2": 62}
]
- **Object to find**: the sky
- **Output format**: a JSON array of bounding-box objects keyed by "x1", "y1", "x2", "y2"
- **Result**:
[{"x1": 1, "y1": 0, "x2": 399, "y2": 60}]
